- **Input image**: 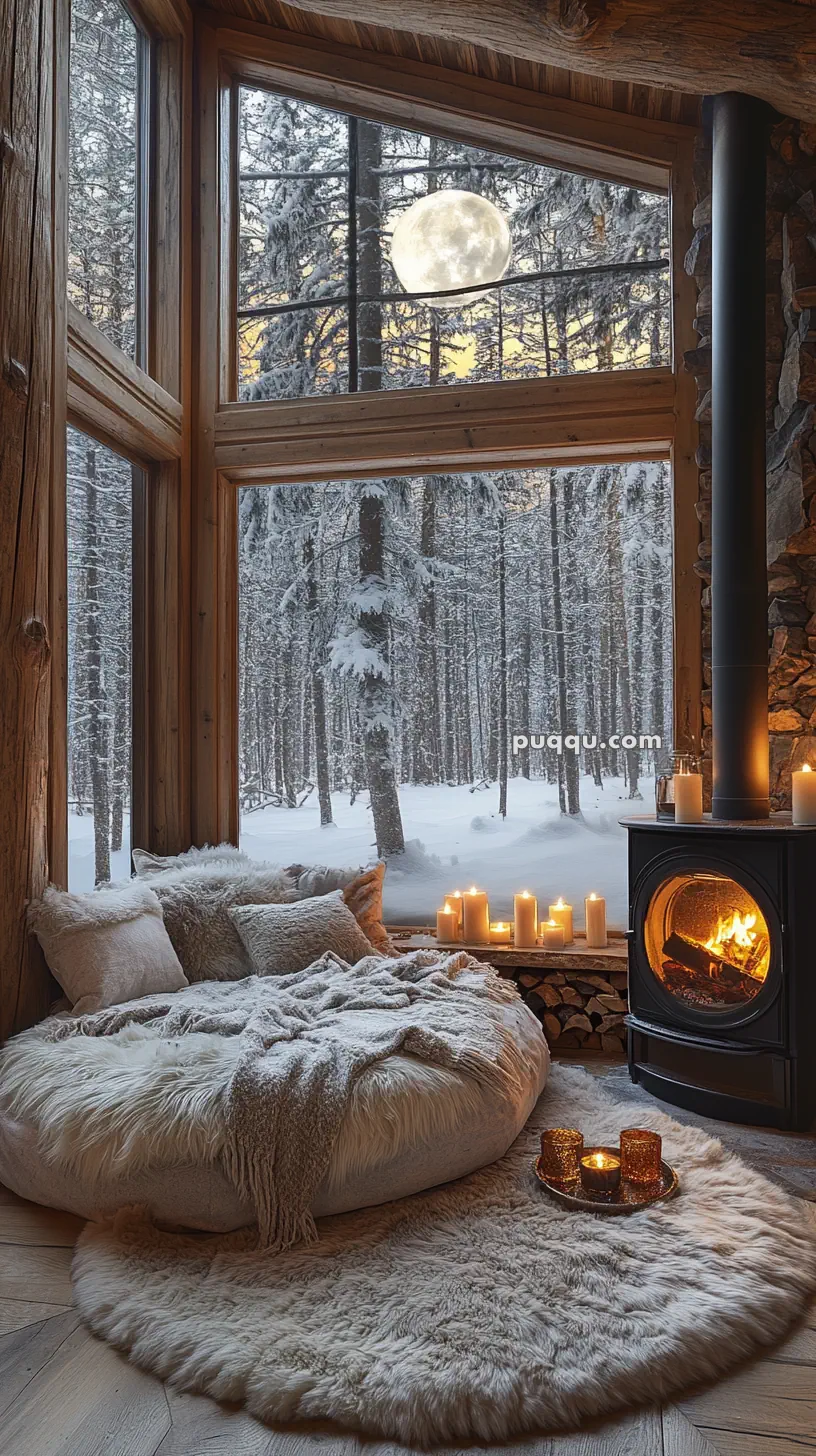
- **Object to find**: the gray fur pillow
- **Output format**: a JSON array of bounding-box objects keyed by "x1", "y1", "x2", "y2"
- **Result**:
[
  {"x1": 132, "y1": 843, "x2": 250, "y2": 877},
  {"x1": 286, "y1": 861, "x2": 396, "y2": 956},
  {"x1": 229, "y1": 891, "x2": 375, "y2": 976},
  {"x1": 27, "y1": 883, "x2": 187, "y2": 1014},
  {"x1": 144, "y1": 861, "x2": 296, "y2": 982}
]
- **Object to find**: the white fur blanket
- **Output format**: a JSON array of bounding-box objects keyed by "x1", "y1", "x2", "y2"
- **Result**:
[{"x1": 29, "y1": 951, "x2": 525, "y2": 1253}]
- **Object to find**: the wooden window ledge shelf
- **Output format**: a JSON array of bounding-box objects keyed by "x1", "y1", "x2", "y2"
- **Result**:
[{"x1": 388, "y1": 929, "x2": 628, "y2": 973}]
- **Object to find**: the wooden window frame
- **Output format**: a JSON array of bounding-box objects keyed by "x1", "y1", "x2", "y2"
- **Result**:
[
  {"x1": 192, "y1": 10, "x2": 701, "y2": 847},
  {"x1": 50, "y1": 0, "x2": 192, "y2": 888}
]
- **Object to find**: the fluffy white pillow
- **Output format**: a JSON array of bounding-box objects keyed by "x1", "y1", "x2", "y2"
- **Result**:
[
  {"x1": 27, "y1": 883, "x2": 187, "y2": 1014},
  {"x1": 229, "y1": 891, "x2": 375, "y2": 976},
  {"x1": 144, "y1": 861, "x2": 296, "y2": 982}
]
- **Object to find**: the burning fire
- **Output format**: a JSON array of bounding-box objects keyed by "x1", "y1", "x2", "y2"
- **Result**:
[{"x1": 704, "y1": 909, "x2": 765, "y2": 976}]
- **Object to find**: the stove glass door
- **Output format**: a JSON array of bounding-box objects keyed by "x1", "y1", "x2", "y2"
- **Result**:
[{"x1": 643, "y1": 871, "x2": 771, "y2": 1013}]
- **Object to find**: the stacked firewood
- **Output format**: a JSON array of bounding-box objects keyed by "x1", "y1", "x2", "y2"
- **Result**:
[{"x1": 516, "y1": 968, "x2": 629, "y2": 1055}]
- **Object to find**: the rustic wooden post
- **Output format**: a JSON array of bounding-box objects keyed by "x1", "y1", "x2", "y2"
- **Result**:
[{"x1": 0, "y1": 0, "x2": 58, "y2": 1038}]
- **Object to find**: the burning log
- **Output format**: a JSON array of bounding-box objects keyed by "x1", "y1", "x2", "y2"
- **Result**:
[{"x1": 662, "y1": 931, "x2": 765, "y2": 998}]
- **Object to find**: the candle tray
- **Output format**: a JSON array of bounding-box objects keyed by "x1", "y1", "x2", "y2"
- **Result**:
[{"x1": 534, "y1": 1146, "x2": 679, "y2": 1214}]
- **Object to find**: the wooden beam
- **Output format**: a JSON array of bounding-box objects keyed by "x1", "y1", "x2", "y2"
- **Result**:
[
  {"x1": 48, "y1": 0, "x2": 71, "y2": 894},
  {"x1": 208, "y1": 12, "x2": 692, "y2": 192},
  {"x1": 191, "y1": 18, "x2": 237, "y2": 846},
  {"x1": 214, "y1": 368, "x2": 675, "y2": 483},
  {"x1": 256, "y1": 0, "x2": 816, "y2": 123},
  {"x1": 67, "y1": 304, "x2": 183, "y2": 464},
  {"x1": 0, "y1": 0, "x2": 57, "y2": 1038}
]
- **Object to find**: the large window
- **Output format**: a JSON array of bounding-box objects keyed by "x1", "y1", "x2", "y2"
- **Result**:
[
  {"x1": 68, "y1": 0, "x2": 149, "y2": 362},
  {"x1": 238, "y1": 463, "x2": 672, "y2": 927},
  {"x1": 238, "y1": 86, "x2": 670, "y2": 401},
  {"x1": 67, "y1": 427, "x2": 136, "y2": 889}
]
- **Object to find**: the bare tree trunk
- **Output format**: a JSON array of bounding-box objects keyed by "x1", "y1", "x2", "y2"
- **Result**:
[
  {"x1": 498, "y1": 506, "x2": 508, "y2": 818},
  {"x1": 608, "y1": 494, "x2": 641, "y2": 798},
  {"x1": 304, "y1": 534, "x2": 333, "y2": 825},
  {"x1": 84, "y1": 447, "x2": 111, "y2": 883},
  {"x1": 581, "y1": 579, "x2": 603, "y2": 787},
  {"x1": 549, "y1": 473, "x2": 580, "y2": 815},
  {"x1": 356, "y1": 119, "x2": 404, "y2": 856},
  {"x1": 414, "y1": 478, "x2": 442, "y2": 783},
  {"x1": 517, "y1": 567, "x2": 532, "y2": 781}
]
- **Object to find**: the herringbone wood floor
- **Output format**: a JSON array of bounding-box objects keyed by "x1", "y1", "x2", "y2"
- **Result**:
[{"x1": 0, "y1": 1173, "x2": 813, "y2": 1456}]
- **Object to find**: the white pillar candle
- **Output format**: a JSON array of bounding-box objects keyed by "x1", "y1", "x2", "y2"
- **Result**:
[
  {"x1": 540, "y1": 918, "x2": 566, "y2": 950},
  {"x1": 436, "y1": 904, "x2": 459, "y2": 943},
  {"x1": 449, "y1": 890, "x2": 464, "y2": 932},
  {"x1": 513, "y1": 891, "x2": 538, "y2": 947},
  {"x1": 462, "y1": 886, "x2": 490, "y2": 944},
  {"x1": 489, "y1": 921, "x2": 512, "y2": 945},
  {"x1": 674, "y1": 771, "x2": 703, "y2": 824},
  {"x1": 792, "y1": 763, "x2": 816, "y2": 824},
  {"x1": 548, "y1": 897, "x2": 574, "y2": 945},
  {"x1": 585, "y1": 892, "x2": 607, "y2": 948}
]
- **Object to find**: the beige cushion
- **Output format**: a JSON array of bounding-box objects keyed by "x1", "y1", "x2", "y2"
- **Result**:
[
  {"x1": 230, "y1": 891, "x2": 375, "y2": 976},
  {"x1": 27, "y1": 884, "x2": 187, "y2": 1015}
]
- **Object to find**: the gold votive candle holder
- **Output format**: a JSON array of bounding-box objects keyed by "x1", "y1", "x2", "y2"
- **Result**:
[
  {"x1": 540, "y1": 1128, "x2": 584, "y2": 1185},
  {"x1": 620, "y1": 1128, "x2": 663, "y2": 1185},
  {"x1": 579, "y1": 1148, "x2": 621, "y2": 1196}
]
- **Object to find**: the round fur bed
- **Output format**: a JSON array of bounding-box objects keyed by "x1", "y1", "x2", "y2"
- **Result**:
[{"x1": 0, "y1": 998, "x2": 547, "y2": 1231}]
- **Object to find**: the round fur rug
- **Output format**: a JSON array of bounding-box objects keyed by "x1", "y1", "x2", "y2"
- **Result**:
[{"x1": 71, "y1": 1064, "x2": 816, "y2": 1444}]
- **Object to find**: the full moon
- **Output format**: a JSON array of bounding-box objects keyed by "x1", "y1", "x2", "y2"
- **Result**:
[{"x1": 389, "y1": 189, "x2": 512, "y2": 308}]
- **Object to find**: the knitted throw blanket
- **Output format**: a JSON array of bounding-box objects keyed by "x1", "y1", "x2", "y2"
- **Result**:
[{"x1": 47, "y1": 950, "x2": 525, "y2": 1253}]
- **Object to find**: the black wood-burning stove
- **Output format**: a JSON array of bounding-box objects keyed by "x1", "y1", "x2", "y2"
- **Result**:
[
  {"x1": 625, "y1": 817, "x2": 816, "y2": 1129},
  {"x1": 624, "y1": 93, "x2": 816, "y2": 1132}
]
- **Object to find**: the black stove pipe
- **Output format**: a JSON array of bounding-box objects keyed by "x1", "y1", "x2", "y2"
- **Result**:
[{"x1": 711, "y1": 92, "x2": 771, "y2": 821}]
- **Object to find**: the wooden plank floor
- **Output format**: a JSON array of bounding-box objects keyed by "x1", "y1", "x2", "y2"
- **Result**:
[{"x1": 0, "y1": 1185, "x2": 813, "y2": 1455}]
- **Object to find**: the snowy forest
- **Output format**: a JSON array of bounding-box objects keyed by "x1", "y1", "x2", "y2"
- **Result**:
[
  {"x1": 63, "y1": 0, "x2": 676, "y2": 916},
  {"x1": 237, "y1": 85, "x2": 673, "y2": 918},
  {"x1": 66, "y1": 0, "x2": 139, "y2": 890}
]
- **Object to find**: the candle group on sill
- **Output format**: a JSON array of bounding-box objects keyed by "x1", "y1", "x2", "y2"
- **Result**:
[{"x1": 435, "y1": 888, "x2": 607, "y2": 948}]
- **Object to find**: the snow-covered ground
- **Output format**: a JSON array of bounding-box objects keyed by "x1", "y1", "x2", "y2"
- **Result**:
[
  {"x1": 241, "y1": 776, "x2": 649, "y2": 930},
  {"x1": 68, "y1": 775, "x2": 648, "y2": 930},
  {"x1": 68, "y1": 813, "x2": 132, "y2": 892}
]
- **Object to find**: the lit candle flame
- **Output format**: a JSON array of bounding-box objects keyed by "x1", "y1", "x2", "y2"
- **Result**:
[
  {"x1": 547, "y1": 919, "x2": 558, "y2": 928},
  {"x1": 804, "y1": 764, "x2": 812, "y2": 774},
  {"x1": 468, "y1": 886, "x2": 478, "y2": 895},
  {"x1": 555, "y1": 897, "x2": 566, "y2": 909},
  {"x1": 443, "y1": 903, "x2": 452, "y2": 914},
  {"x1": 521, "y1": 890, "x2": 530, "y2": 899},
  {"x1": 584, "y1": 1151, "x2": 619, "y2": 1170},
  {"x1": 589, "y1": 892, "x2": 597, "y2": 901}
]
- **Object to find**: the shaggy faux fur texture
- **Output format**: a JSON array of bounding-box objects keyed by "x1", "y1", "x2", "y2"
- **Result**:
[
  {"x1": 43, "y1": 955, "x2": 526, "y2": 1252},
  {"x1": 27, "y1": 883, "x2": 187, "y2": 1013},
  {"x1": 71, "y1": 1063, "x2": 816, "y2": 1444},
  {"x1": 131, "y1": 843, "x2": 249, "y2": 877},
  {"x1": 0, "y1": 1020, "x2": 506, "y2": 1197},
  {"x1": 142, "y1": 861, "x2": 296, "y2": 981},
  {"x1": 230, "y1": 891, "x2": 375, "y2": 975}
]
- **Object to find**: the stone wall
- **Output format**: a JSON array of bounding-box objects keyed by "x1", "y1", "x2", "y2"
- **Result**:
[{"x1": 685, "y1": 119, "x2": 816, "y2": 807}]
